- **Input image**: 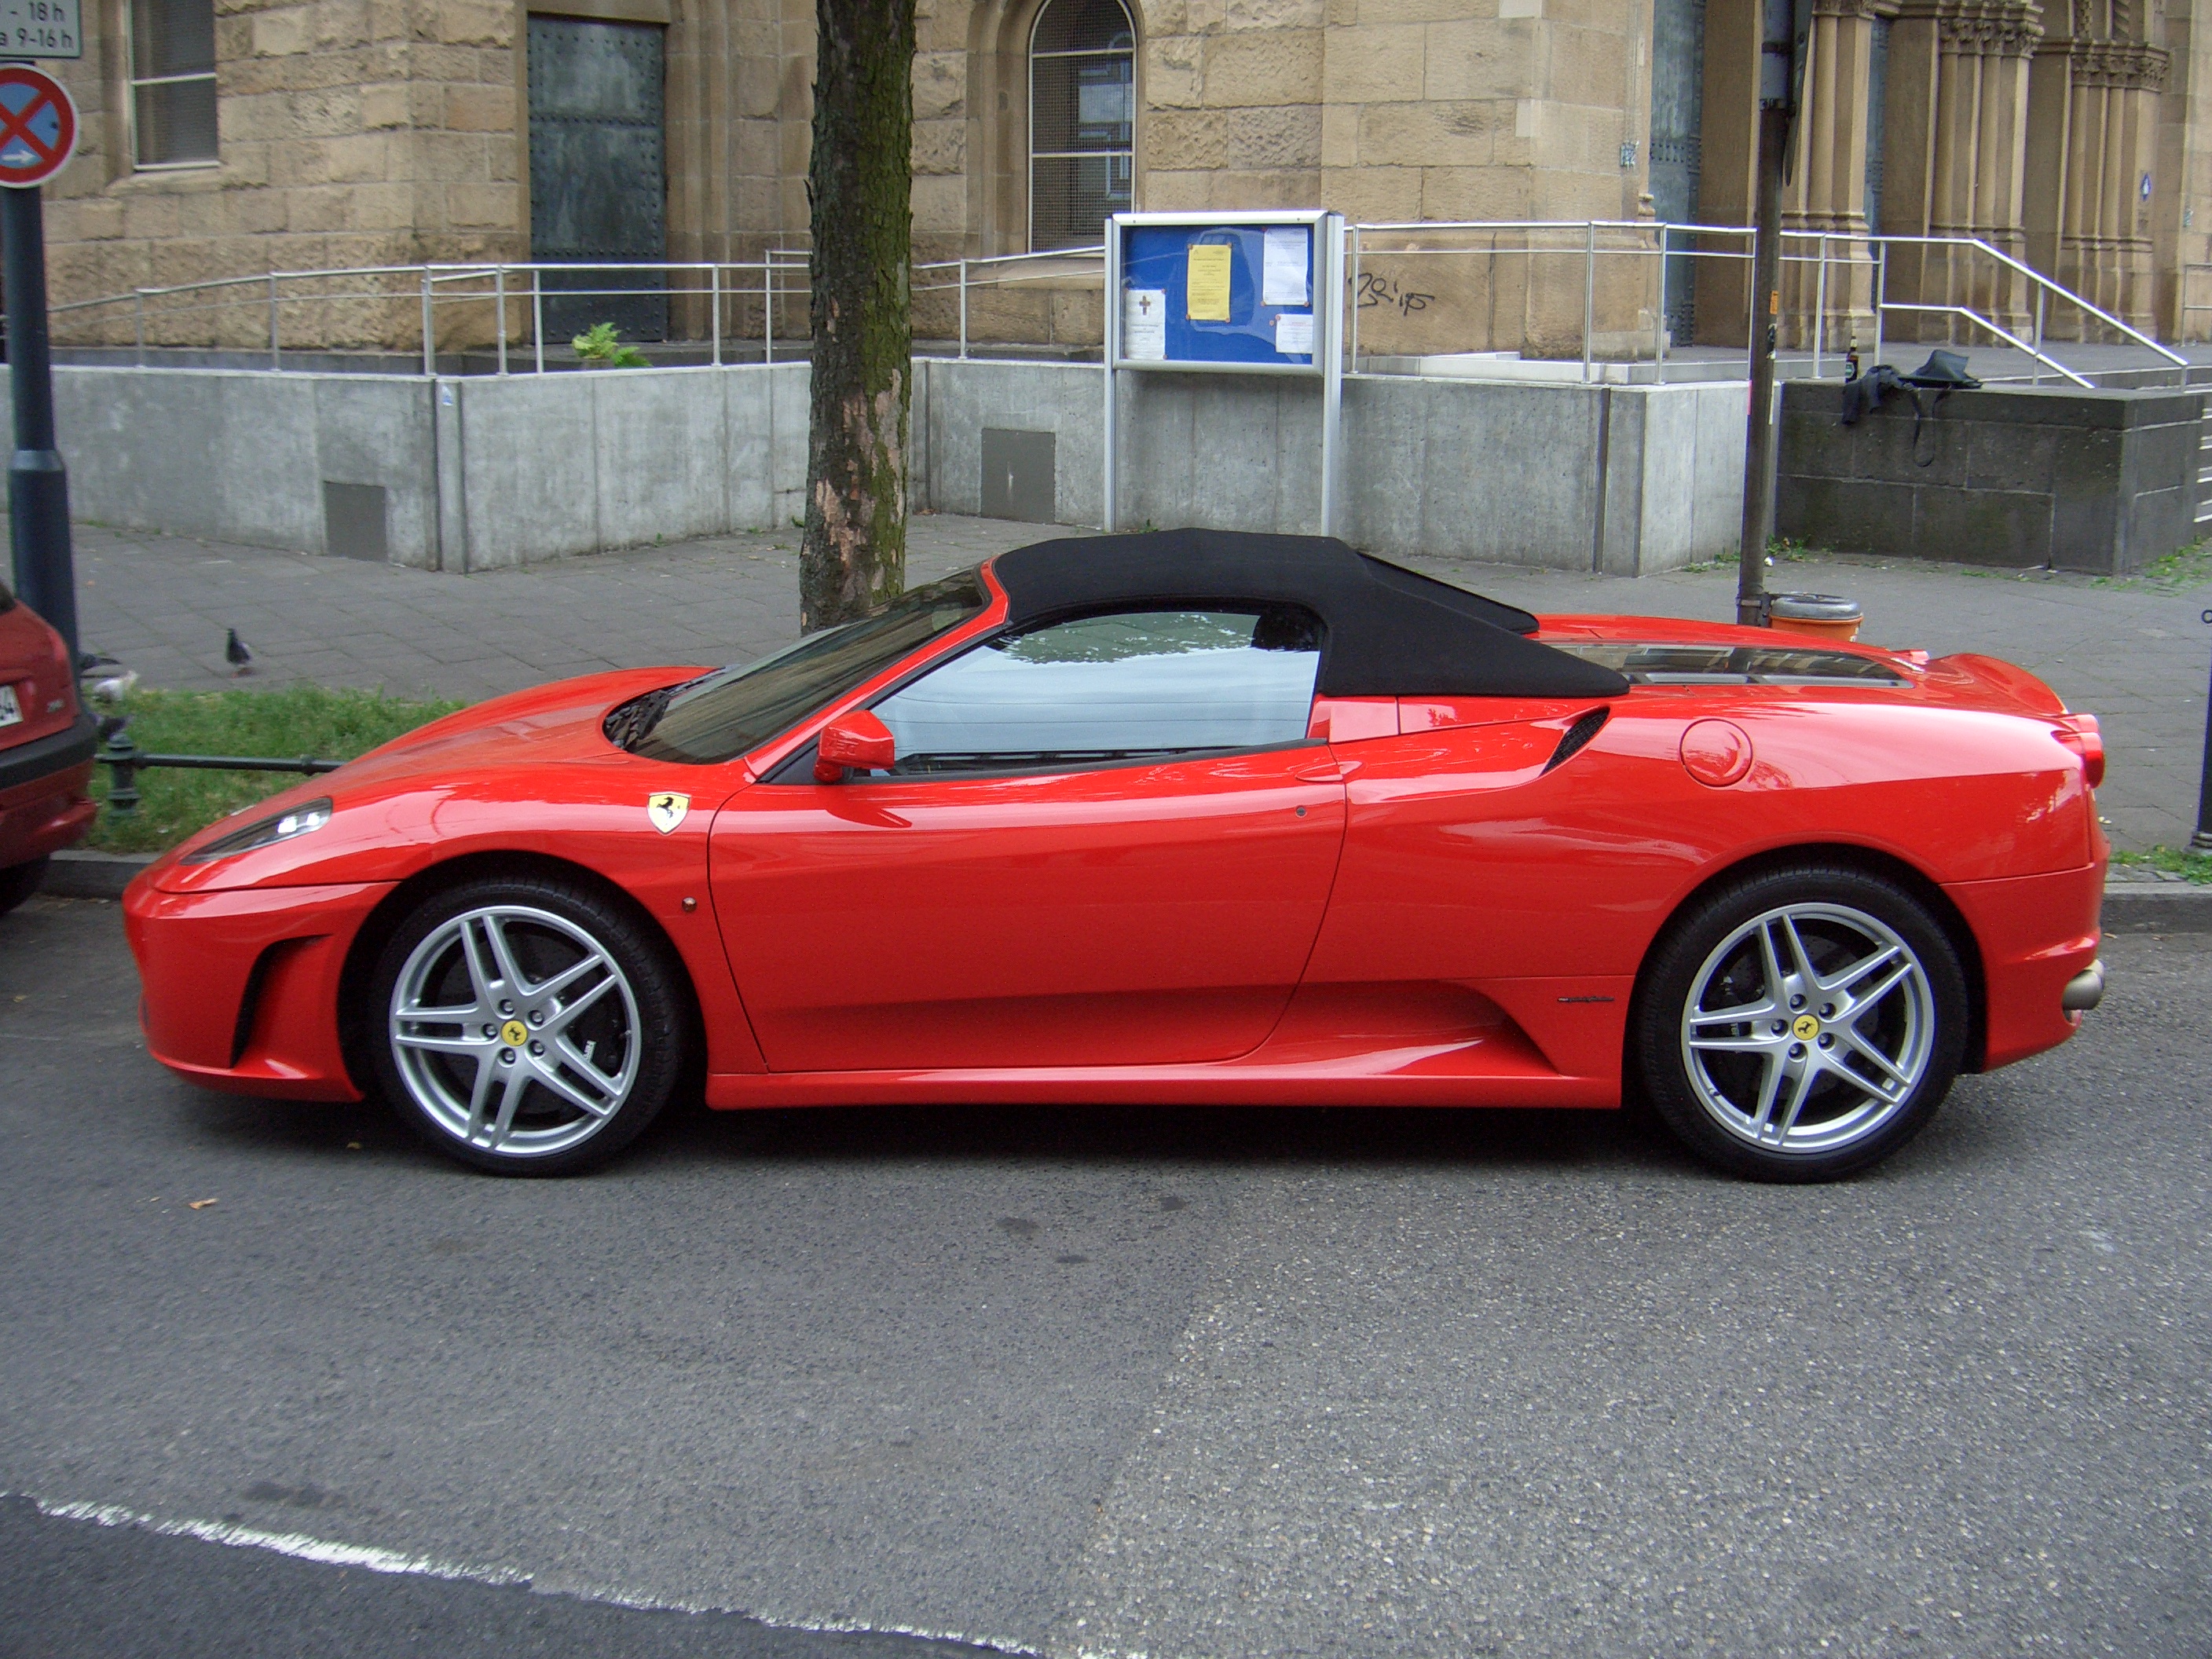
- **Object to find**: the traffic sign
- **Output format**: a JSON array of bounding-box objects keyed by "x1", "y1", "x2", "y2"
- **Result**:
[
  {"x1": 0, "y1": 64, "x2": 74, "y2": 189},
  {"x1": 0, "y1": 0, "x2": 81, "y2": 59}
]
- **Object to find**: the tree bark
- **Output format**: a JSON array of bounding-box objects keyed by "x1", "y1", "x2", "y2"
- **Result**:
[{"x1": 800, "y1": 0, "x2": 914, "y2": 631}]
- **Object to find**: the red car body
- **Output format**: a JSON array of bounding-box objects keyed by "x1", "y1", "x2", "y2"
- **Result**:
[
  {"x1": 122, "y1": 538, "x2": 2104, "y2": 1130},
  {"x1": 0, "y1": 590, "x2": 96, "y2": 884}
]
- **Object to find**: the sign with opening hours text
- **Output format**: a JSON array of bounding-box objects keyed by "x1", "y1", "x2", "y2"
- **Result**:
[{"x1": 0, "y1": 0, "x2": 79, "y2": 58}]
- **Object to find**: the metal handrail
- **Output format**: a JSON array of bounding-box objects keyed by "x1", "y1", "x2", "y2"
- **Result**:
[{"x1": 46, "y1": 225, "x2": 2192, "y2": 384}]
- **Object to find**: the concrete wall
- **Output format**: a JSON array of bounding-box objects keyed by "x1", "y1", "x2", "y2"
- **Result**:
[
  {"x1": 1775, "y1": 380, "x2": 2200, "y2": 576},
  {"x1": 917, "y1": 360, "x2": 1747, "y2": 572},
  {"x1": 43, "y1": 357, "x2": 1743, "y2": 576}
]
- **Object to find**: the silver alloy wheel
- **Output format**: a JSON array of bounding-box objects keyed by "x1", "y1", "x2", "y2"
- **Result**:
[
  {"x1": 1679, "y1": 901, "x2": 1936, "y2": 1155},
  {"x1": 388, "y1": 903, "x2": 642, "y2": 1158}
]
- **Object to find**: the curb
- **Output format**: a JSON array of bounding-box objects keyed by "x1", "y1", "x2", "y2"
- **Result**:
[
  {"x1": 2100, "y1": 881, "x2": 2212, "y2": 934},
  {"x1": 31, "y1": 851, "x2": 2212, "y2": 928},
  {"x1": 42, "y1": 850, "x2": 154, "y2": 901}
]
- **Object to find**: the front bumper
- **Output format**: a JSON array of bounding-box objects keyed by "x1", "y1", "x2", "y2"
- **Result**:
[
  {"x1": 123, "y1": 874, "x2": 393, "y2": 1101},
  {"x1": 0, "y1": 712, "x2": 97, "y2": 871}
]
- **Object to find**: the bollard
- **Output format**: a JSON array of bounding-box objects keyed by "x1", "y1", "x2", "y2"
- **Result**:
[
  {"x1": 97, "y1": 714, "x2": 141, "y2": 819},
  {"x1": 2194, "y1": 608, "x2": 2212, "y2": 852}
]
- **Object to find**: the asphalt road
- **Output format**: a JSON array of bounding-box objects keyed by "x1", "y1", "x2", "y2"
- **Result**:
[{"x1": 1, "y1": 895, "x2": 2206, "y2": 1659}]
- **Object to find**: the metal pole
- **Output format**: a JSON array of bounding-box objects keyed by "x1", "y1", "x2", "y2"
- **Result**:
[
  {"x1": 268, "y1": 271, "x2": 280, "y2": 371},
  {"x1": 1737, "y1": 103, "x2": 1790, "y2": 627},
  {"x1": 134, "y1": 288, "x2": 145, "y2": 368},
  {"x1": 1656, "y1": 225, "x2": 1667, "y2": 385},
  {"x1": 420, "y1": 268, "x2": 434, "y2": 377},
  {"x1": 2196, "y1": 608, "x2": 2212, "y2": 851},
  {"x1": 1583, "y1": 220, "x2": 1595, "y2": 384},
  {"x1": 710, "y1": 263, "x2": 720, "y2": 367},
  {"x1": 1813, "y1": 233, "x2": 1827, "y2": 376},
  {"x1": 533, "y1": 269, "x2": 544, "y2": 375},
  {"x1": 1348, "y1": 223, "x2": 1361, "y2": 368},
  {"x1": 2033, "y1": 287, "x2": 2045, "y2": 386},
  {"x1": 1320, "y1": 213, "x2": 1344, "y2": 538},
  {"x1": 495, "y1": 265, "x2": 508, "y2": 375},
  {"x1": 958, "y1": 257, "x2": 969, "y2": 361},
  {"x1": 1102, "y1": 218, "x2": 1119, "y2": 532},
  {"x1": 2, "y1": 185, "x2": 78, "y2": 663},
  {"x1": 764, "y1": 258, "x2": 774, "y2": 365},
  {"x1": 1873, "y1": 239, "x2": 1885, "y2": 369}
]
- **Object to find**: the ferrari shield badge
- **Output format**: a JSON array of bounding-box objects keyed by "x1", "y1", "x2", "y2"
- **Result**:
[{"x1": 646, "y1": 792, "x2": 690, "y2": 834}]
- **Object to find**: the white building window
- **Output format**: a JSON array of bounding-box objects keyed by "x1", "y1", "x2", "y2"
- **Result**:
[
  {"x1": 1029, "y1": 0, "x2": 1133, "y2": 251},
  {"x1": 130, "y1": 0, "x2": 218, "y2": 168}
]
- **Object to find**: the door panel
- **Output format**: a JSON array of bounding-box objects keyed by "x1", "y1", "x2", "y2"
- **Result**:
[
  {"x1": 527, "y1": 16, "x2": 668, "y2": 342},
  {"x1": 1304, "y1": 710, "x2": 1648, "y2": 988},
  {"x1": 711, "y1": 753, "x2": 1346, "y2": 1071}
]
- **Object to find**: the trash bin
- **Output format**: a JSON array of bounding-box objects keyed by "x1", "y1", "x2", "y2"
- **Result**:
[{"x1": 1766, "y1": 592, "x2": 1863, "y2": 643}]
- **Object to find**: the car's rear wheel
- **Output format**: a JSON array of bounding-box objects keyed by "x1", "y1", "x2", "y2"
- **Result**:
[
  {"x1": 365, "y1": 876, "x2": 691, "y2": 1175},
  {"x1": 0, "y1": 857, "x2": 49, "y2": 917},
  {"x1": 1633, "y1": 866, "x2": 1968, "y2": 1181}
]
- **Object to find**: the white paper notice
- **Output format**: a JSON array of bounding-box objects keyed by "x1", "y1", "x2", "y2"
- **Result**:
[
  {"x1": 1273, "y1": 311, "x2": 1315, "y2": 357},
  {"x1": 1122, "y1": 287, "x2": 1167, "y2": 361},
  {"x1": 1262, "y1": 228, "x2": 1310, "y2": 306}
]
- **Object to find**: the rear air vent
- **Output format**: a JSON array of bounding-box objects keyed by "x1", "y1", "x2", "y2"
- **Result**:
[{"x1": 1544, "y1": 707, "x2": 1610, "y2": 774}]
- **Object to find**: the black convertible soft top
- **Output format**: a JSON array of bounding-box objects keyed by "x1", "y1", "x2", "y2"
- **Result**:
[{"x1": 990, "y1": 529, "x2": 1631, "y2": 701}]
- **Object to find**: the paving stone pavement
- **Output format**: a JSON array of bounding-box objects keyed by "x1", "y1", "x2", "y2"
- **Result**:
[{"x1": 71, "y1": 517, "x2": 2212, "y2": 852}]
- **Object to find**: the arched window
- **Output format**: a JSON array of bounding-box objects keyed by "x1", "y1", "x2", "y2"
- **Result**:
[{"x1": 1029, "y1": 0, "x2": 1134, "y2": 251}]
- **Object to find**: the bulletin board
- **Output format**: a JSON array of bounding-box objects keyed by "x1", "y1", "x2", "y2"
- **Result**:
[
  {"x1": 1115, "y1": 221, "x2": 1323, "y2": 370},
  {"x1": 1102, "y1": 210, "x2": 1346, "y2": 533}
]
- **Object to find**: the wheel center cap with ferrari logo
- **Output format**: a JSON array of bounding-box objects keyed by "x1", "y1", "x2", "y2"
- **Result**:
[
  {"x1": 1792, "y1": 1013, "x2": 1821, "y2": 1041},
  {"x1": 500, "y1": 1019, "x2": 529, "y2": 1047}
]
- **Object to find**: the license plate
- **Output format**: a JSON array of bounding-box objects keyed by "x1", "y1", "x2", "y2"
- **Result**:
[{"x1": 0, "y1": 683, "x2": 20, "y2": 728}]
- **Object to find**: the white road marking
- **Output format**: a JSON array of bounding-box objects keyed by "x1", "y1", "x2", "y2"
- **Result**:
[{"x1": 17, "y1": 1493, "x2": 1041, "y2": 1654}]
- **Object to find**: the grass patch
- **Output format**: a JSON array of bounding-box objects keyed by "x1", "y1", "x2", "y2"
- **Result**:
[
  {"x1": 2089, "y1": 540, "x2": 2212, "y2": 592},
  {"x1": 2111, "y1": 845, "x2": 2212, "y2": 884},
  {"x1": 86, "y1": 684, "x2": 466, "y2": 855}
]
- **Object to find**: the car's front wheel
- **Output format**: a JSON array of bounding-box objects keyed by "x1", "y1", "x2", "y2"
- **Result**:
[
  {"x1": 1633, "y1": 865, "x2": 1968, "y2": 1181},
  {"x1": 365, "y1": 875, "x2": 693, "y2": 1175}
]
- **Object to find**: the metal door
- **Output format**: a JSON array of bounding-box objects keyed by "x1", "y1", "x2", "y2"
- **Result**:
[
  {"x1": 528, "y1": 16, "x2": 668, "y2": 344},
  {"x1": 1648, "y1": 0, "x2": 1704, "y2": 344}
]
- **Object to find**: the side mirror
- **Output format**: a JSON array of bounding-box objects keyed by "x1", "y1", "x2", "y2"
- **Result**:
[{"x1": 815, "y1": 709, "x2": 897, "y2": 782}]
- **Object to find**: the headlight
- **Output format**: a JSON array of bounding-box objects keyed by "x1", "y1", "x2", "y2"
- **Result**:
[{"x1": 179, "y1": 798, "x2": 335, "y2": 864}]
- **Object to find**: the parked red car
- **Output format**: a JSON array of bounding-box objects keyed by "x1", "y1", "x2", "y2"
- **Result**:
[
  {"x1": 123, "y1": 531, "x2": 2107, "y2": 1181},
  {"x1": 0, "y1": 580, "x2": 95, "y2": 915}
]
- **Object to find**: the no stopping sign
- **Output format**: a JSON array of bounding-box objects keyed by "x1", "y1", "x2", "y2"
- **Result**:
[{"x1": 0, "y1": 64, "x2": 75, "y2": 189}]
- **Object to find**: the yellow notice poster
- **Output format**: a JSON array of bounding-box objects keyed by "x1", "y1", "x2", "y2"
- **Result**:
[{"x1": 1185, "y1": 244, "x2": 1232, "y2": 321}]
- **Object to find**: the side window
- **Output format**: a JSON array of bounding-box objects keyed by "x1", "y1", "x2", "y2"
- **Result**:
[{"x1": 870, "y1": 606, "x2": 1323, "y2": 775}]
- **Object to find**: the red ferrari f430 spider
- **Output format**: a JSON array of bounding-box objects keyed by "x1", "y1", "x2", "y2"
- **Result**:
[{"x1": 123, "y1": 531, "x2": 2108, "y2": 1181}]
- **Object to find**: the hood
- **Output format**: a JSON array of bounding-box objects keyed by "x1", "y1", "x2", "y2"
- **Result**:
[{"x1": 147, "y1": 665, "x2": 722, "y2": 894}]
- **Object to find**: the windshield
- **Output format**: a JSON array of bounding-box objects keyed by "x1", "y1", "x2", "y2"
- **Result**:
[{"x1": 614, "y1": 569, "x2": 991, "y2": 764}]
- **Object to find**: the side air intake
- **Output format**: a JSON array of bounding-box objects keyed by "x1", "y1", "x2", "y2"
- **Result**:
[{"x1": 1543, "y1": 707, "x2": 1611, "y2": 774}]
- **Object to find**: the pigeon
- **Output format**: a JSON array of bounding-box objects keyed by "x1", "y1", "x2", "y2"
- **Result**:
[
  {"x1": 225, "y1": 628, "x2": 254, "y2": 676},
  {"x1": 89, "y1": 668, "x2": 138, "y2": 704}
]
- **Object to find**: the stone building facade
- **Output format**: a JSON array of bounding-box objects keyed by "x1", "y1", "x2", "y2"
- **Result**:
[{"x1": 37, "y1": 0, "x2": 2212, "y2": 351}]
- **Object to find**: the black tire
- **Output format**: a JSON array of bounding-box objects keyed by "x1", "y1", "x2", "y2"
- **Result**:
[
  {"x1": 1632, "y1": 864, "x2": 1968, "y2": 1182},
  {"x1": 364, "y1": 873, "x2": 694, "y2": 1176},
  {"x1": 0, "y1": 856, "x2": 49, "y2": 917}
]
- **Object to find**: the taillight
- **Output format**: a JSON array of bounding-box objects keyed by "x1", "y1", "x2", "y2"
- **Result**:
[{"x1": 2053, "y1": 714, "x2": 2104, "y2": 789}]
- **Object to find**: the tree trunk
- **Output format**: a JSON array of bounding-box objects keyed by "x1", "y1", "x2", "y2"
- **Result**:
[{"x1": 800, "y1": 0, "x2": 914, "y2": 631}]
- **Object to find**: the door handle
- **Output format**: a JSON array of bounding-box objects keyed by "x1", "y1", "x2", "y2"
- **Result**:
[{"x1": 1293, "y1": 758, "x2": 1350, "y2": 783}]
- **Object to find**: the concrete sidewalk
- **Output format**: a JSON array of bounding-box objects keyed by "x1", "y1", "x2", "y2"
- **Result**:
[{"x1": 71, "y1": 515, "x2": 2211, "y2": 852}]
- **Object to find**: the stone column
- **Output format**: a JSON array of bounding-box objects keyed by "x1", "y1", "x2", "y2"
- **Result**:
[
  {"x1": 1882, "y1": 0, "x2": 2043, "y2": 339},
  {"x1": 1781, "y1": 0, "x2": 1883, "y2": 347},
  {"x1": 2026, "y1": 7, "x2": 2166, "y2": 332}
]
